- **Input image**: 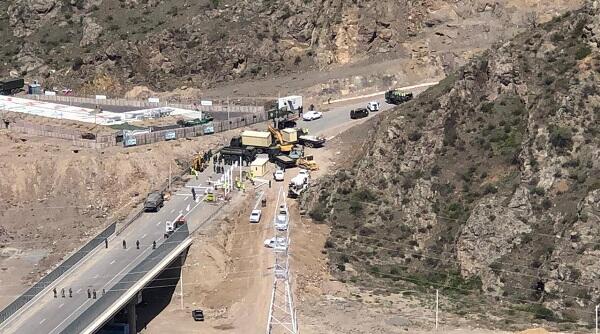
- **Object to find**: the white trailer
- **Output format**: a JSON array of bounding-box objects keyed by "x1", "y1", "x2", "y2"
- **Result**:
[{"x1": 278, "y1": 95, "x2": 303, "y2": 112}]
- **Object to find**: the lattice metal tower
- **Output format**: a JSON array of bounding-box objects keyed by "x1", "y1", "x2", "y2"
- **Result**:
[{"x1": 266, "y1": 187, "x2": 298, "y2": 334}]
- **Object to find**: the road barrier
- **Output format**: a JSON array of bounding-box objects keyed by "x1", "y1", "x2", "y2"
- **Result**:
[
  {"x1": 61, "y1": 224, "x2": 190, "y2": 333},
  {"x1": 0, "y1": 222, "x2": 117, "y2": 325}
]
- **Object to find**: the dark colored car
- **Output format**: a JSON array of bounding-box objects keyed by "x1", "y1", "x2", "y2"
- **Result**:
[
  {"x1": 192, "y1": 309, "x2": 204, "y2": 321},
  {"x1": 350, "y1": 108, "x2": 369, "y2": 119}
]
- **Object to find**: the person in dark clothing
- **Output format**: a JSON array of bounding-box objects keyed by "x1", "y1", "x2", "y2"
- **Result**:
[
  {"x1": 61, "y1": 288, "x2": 65, "y2": 298},
  {"x1": 105, "y1": 238, "x2": 108, "y2": 248},
  {"x1": 69, "y1": 288, "x2": 72, "y2": 298},
  {"x1": 136, "y1": 240, "x2": 140, "y2": 249},
  {"x1": 191, "y1": 187, "x2": 196, "y2": 201},
  {"x1": 309, "y1": 104, "x2": 315, "y2": 111},
  {"x1": 53, "y1": 288, "x2": 57, "y2": 298},
  {"x1": 153, "y1": 240, "x2": 156, "y2": 249},
  {"x1": 87, "y1": 289, "x2": 91, "y2": 299},
  {"x1": 122, "y1": 240, "x2": 126, "y2": 249}
]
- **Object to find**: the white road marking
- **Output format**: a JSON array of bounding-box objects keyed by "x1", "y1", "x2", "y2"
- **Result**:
[
  {"x1": 110, "y1": 260, "x2": 116, "y2": 265},
  {"x1": 186, "y1": 204, "x2": 190, "y2": 212},
  {"x1": 156, "y1": 221, "x2": 161, "y2": 226},
  {"x1": 141, "y1": 234, "x2": 147, "y2": 239},
  {"x1": 170, "y1": 209, "x2": 175, "y2": 213},
  {"x1": 39, "y1": 319, "x2": 46, "y2": 325},
  {"x1": 326, "y1": 135, "x2": 335, "y2": 140},
  {"x1": 76, "y1": 289, "x2": 82, "y2": 293},
  {"x1": 58, "y1": 303, "x2": 64, "y2": 309},
  {"x1": 93, "y1": 274, "x2": 99, "y2": 279}
]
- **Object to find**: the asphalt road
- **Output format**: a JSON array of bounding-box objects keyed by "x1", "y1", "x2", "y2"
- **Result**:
[
  {"x1": 0, "y1": 95, "x2": 396, "y2": 333},
  {"x1": 0, "y1": 167, "x2": 226, "y2": 334},
  {"x1": 297, "y1": 97, "x2": 394, "y2": 136}
]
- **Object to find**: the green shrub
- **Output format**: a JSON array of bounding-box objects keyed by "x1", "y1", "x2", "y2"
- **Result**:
[
  {"x1": 549, "y1": 125, "x2": 573, "y2": 150},
  {"x1": 575, "y1": 45, "x2": 591, "y2": 60}
]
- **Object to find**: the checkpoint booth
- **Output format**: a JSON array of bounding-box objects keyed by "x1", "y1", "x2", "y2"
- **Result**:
[{"x1": 249, "y1": 157, "x2": 269, "y2": 177}]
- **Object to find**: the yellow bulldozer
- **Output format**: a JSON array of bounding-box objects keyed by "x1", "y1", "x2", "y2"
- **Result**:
[{"x1": 297, "y1": 155, "x2": 318, "y2": 171}]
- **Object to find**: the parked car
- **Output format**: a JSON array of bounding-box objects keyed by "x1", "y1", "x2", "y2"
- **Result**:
[
  {"x1": 276, "y1": 205, "x2": 289, "y2": 231},
  {"x1": 350, "y1": 108, "x2": 369, "y2": 119},
  {"x1": 249, "y1": 209, "x2": 262, "y2": 223},
  {"x1": 302, "y1": 110, "x2": 323, "y2": 121},
  {"x1": 274, "y1": 169, "x2": 285, "y2": 181},
  {"x1": 192, "y1": 309, "x2": 204, "y2": 321},
  {"x1": 264, "y1": 237, "x2": 288, "y2": 249},
  {"x1": 367, "y1": 101, "x2": 380, "y2": 111}
]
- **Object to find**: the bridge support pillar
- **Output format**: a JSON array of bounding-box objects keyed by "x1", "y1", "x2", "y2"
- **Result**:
[{"x1": 127, "y1": 299, "x2": 137, "y2": 333}]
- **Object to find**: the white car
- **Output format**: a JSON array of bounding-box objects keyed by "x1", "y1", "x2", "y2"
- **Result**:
[
  {"x1": 274, "y1": 169, "x2": 285, "y2": 181},
  {"x1": 276, "y1": 205, "x2": 289, "y2": 230},
  {"x1": 249, "y1": 209, "x2": 262, "y2": 223},
  {"x1": 302, "y1": 110, "x2": 323, "y2": 121},
  {"x1": 264, "y1": 237, "x2": 288, "y2": 249},
  {"x1": 367, "y1": 101, "x2": 380, "y2": 112}
]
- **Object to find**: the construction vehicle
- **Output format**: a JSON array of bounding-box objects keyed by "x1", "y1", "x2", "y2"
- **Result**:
[
  {"x1": 297, "y1": 134, "x2": 326, "y2": 148},
  {"x1": 384, "y1": 90, "x2": 413, "y2": 105},
  {"x1": 271, "y1": 154, "x2": 296, "y2": 169},
  {"x1": 241, "y1": 130, "x2": 272, "y2": 153},
  {"x1": 268, "y1": 125, "x2": 294, "y2": 152},
  {"x1": 191, "y1": 153, "x2": 208, "y2": 173},
  {"x1": 0, "y1": 78, "x2": 24, "y2": 95},
  {"x1": 297, "y1": 155, "x2": 318, "y2": 171},
  {"x1": 220, "y1": 146, "x2": 257, "y2": 165},
  {"x1": 288, "y1": 170, "x2": 310, "y2": 198}
]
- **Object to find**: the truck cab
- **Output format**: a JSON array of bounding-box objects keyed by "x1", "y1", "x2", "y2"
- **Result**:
[{"x1": 144, "y1": 191, "x2": 164, "y2": 212}]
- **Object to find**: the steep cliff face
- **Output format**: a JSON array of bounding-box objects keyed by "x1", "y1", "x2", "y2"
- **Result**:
[
  {"x1": 305, "y1": 1, "x2": 600, "y2": 326},
  {"x1": 0, "y1": 0, "x2": 582, "y2": 94}
]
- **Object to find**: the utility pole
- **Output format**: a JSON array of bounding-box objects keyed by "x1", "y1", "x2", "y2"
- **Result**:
[
  {"x1": 435, "y1": 289, "x2": 439, "y2": 330},
  {"x1": 169, "y1": 160, "x2": 172, "y2": 191},
  {"x1": 595, "y1": 304, "x2": 600, "y2": 334},
  {"x1": 180, "y1": 262, "x2": 184, "y2": 310},
  {"x1": 227, "y1": 96, "x2": 230, "y2": 130}
]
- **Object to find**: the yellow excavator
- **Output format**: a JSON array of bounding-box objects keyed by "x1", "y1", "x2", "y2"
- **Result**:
[
  {"x1": 191, "y1": 153, "x2": 208, "y2": 173},
  {"x1": 267, "y1": 124, "x2": 294, "y2": 152}
]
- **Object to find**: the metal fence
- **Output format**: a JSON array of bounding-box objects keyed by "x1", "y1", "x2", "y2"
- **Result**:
[
  {"x1": 26, "y1": 95, "x2": 264, "y2": 113},
  {"x1": 0, "y1": 113, "x2": 116, "y2": 149},
  {"x1": 128, "y1": 111, "x2": 269, "y2": 146},
  {"x1": 61, "y1": 224, "x2": 190, "y2": 333},
  {"x1": 0, "y1": 222, "x2": 117, "y2": 325}
]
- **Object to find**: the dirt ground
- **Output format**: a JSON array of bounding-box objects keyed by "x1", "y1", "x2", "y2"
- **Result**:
[
  {"x1": 141, "y1": 115, "x2": 566, "y2": 334},
  {"x1": 0, "y1": 123, "x2": 264, "y2": 308}
]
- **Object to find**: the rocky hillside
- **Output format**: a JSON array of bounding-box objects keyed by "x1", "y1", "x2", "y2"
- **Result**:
[
  {"x1": 0, "y1": 0, "x2": 581, "y2": 96},
  {"x1": 304, "y1": 1, "x2": 600, "y2": 329}
]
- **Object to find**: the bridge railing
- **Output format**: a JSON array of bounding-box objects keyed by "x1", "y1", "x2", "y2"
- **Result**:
[
  {"x1": 0, "y1": 222, "x2": 117, "y2": 324},
  {"x1": 61, "y1": 224, "x2": 190, "y2": 334}
]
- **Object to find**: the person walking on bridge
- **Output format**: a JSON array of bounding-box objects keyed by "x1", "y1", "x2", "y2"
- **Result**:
[
  {"x1": 122, "y1": 240, "x2": 127, "y2": 249},
  {"x1": 191, "y1": 187, "x2": 196, "y2": 201},
  {"x1": 136, "y1": 240, "x2": 140, "y2": 249}
]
